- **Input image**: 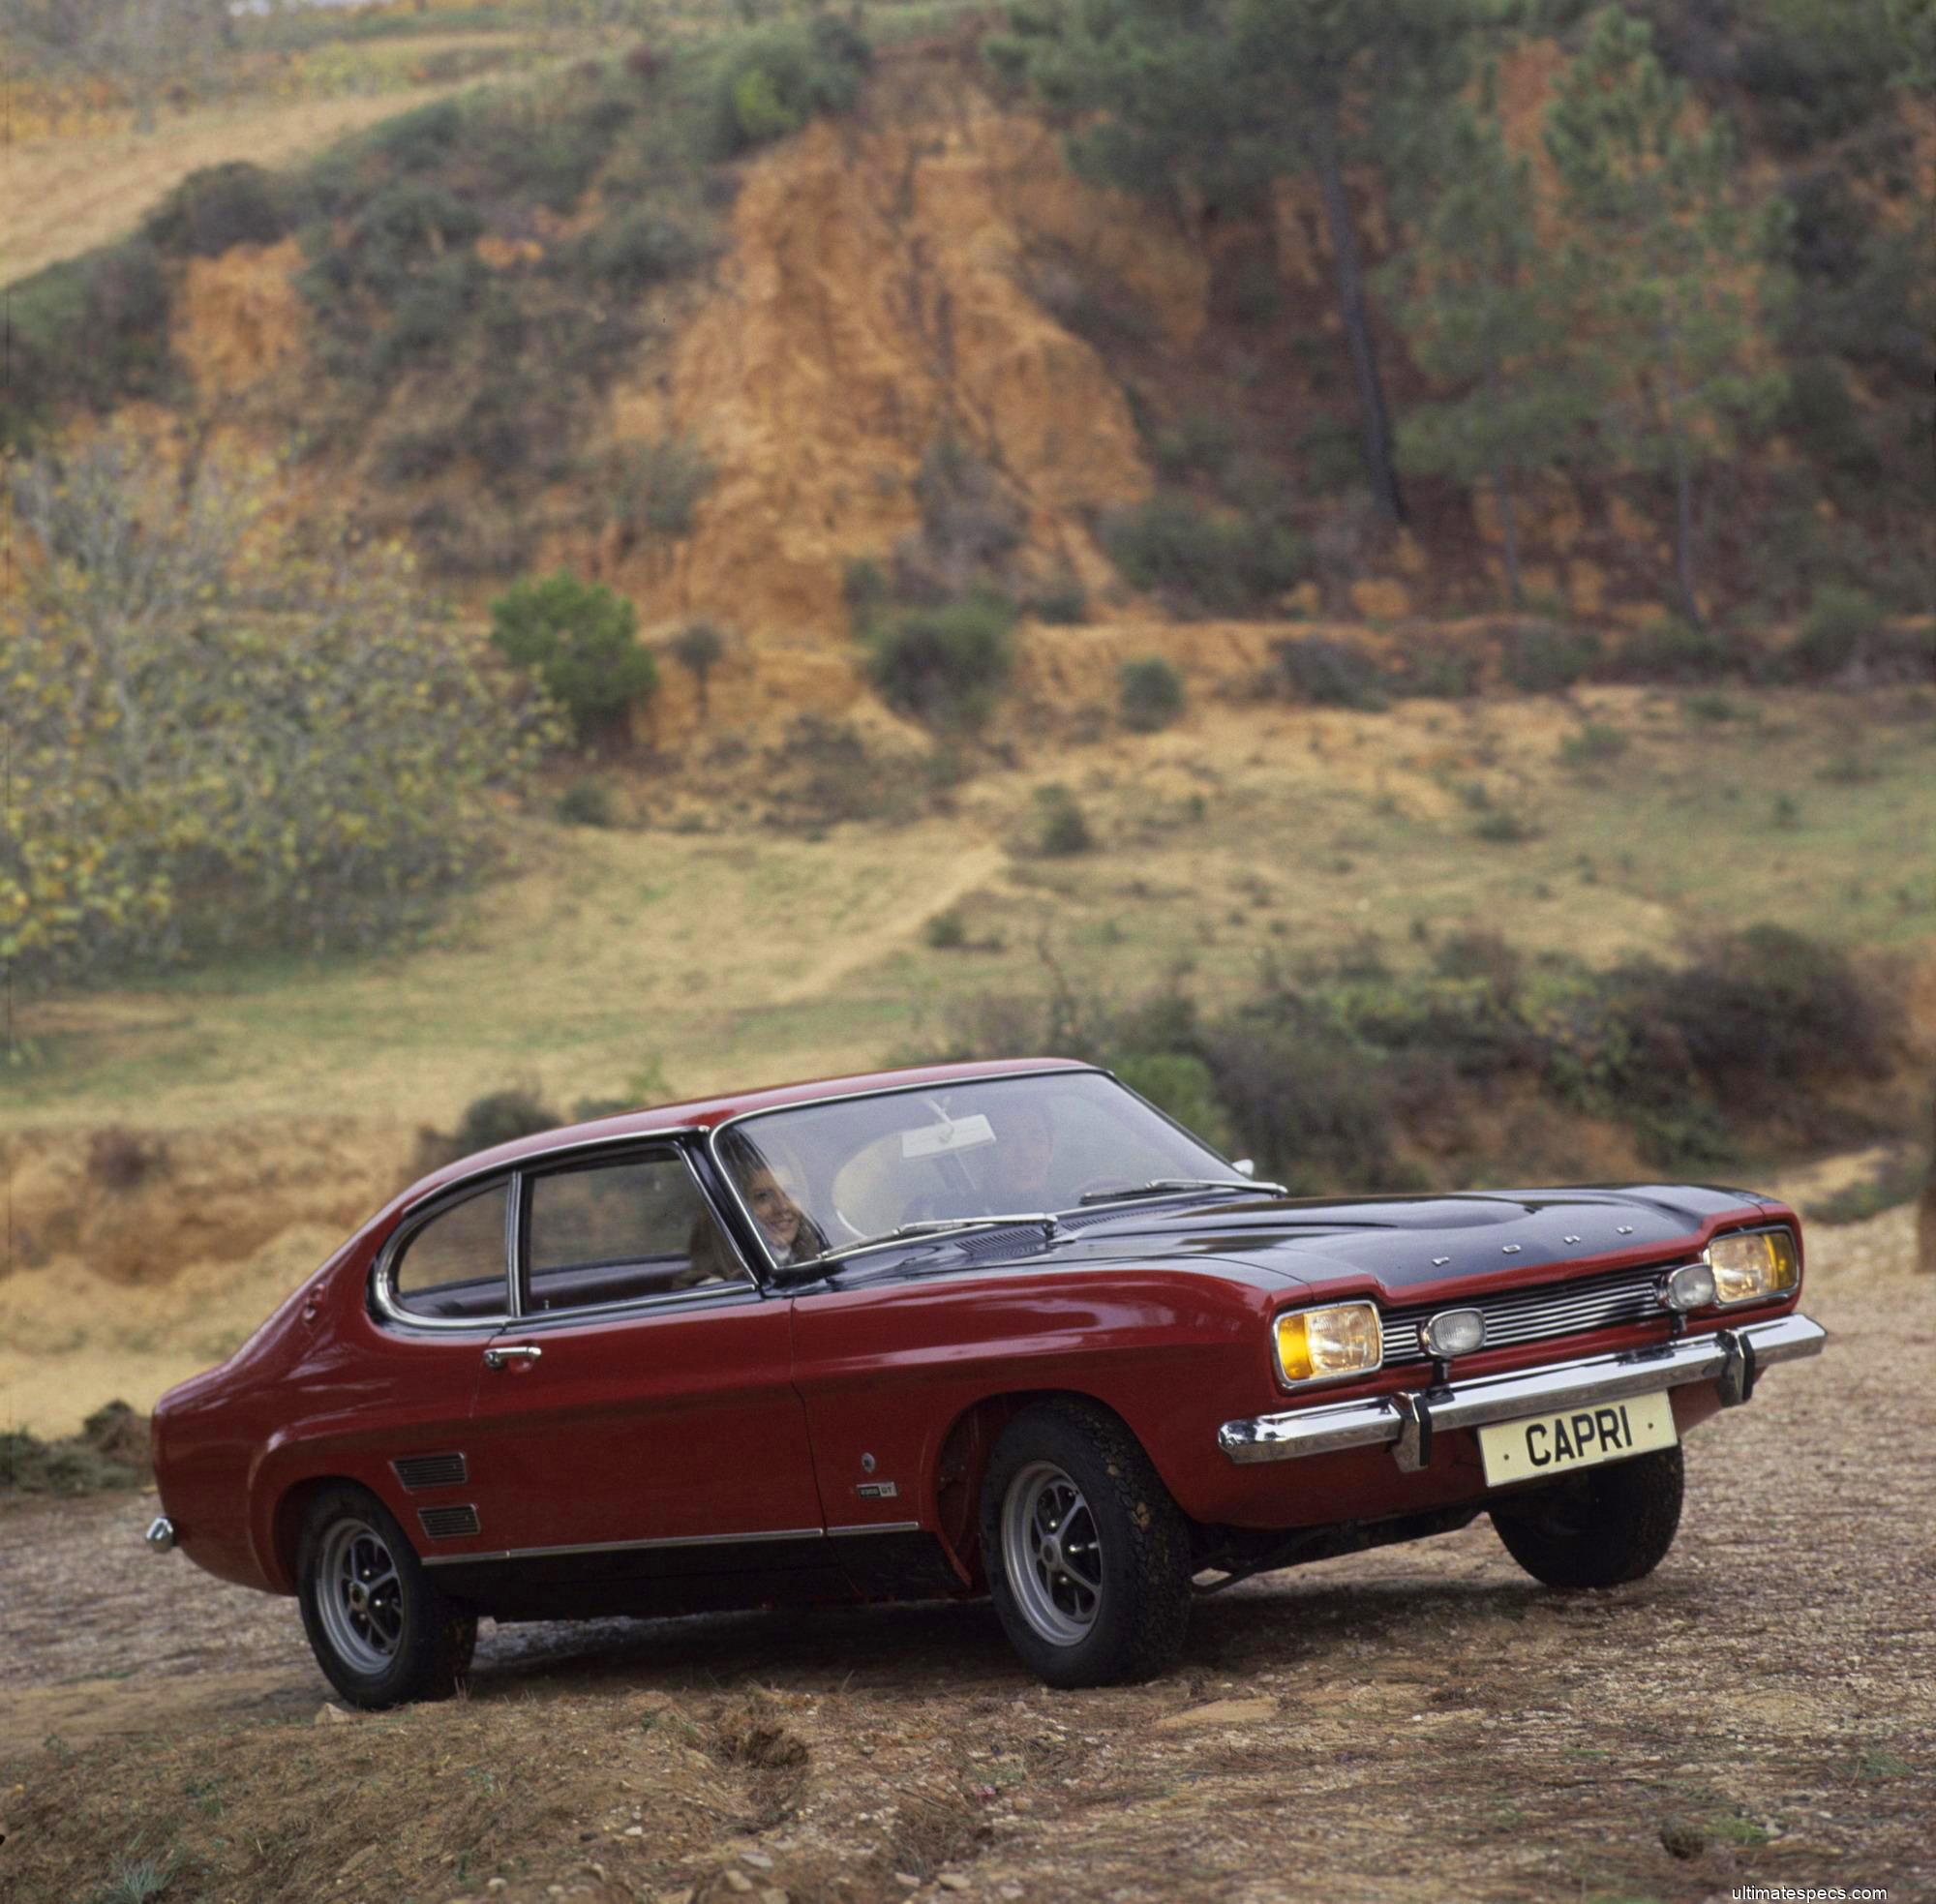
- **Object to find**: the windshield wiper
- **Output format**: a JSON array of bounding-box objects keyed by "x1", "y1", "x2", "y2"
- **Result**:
[
  {"x1": 798, "y1": 1212, "x2": 1068, "y2": 1274},
  {"x1": 1077, "y1": 1177, "x2": 1286, "y2": 1206}
]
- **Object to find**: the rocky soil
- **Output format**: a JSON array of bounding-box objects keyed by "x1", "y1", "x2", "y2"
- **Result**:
[{"x1": 1, "y1": 1209, "x2": 1930, "y2": 1904}]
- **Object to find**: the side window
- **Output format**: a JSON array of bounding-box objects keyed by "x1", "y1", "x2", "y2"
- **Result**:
[
  {"x1": 525, "y1": 1151, "x2": 745, "y2": 1314},
  {"x1": 392, "y1": 1182, "x2": 510, "y2": 1321}
]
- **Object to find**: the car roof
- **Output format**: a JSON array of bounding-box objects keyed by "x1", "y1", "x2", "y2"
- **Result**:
[{"x1": 405, "y1": 1057, "x2": 1098, "y2": 1206}]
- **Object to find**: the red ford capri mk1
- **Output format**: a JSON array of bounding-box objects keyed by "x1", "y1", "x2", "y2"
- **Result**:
[{"x1": 145, "y1": 1060, "x2": 1825, "y2": 1706}]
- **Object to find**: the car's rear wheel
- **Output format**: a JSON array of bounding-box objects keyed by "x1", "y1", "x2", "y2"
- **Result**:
[
  {"x1": 980, "y1": 1401, "x2": 1192, "y2": 1687},
  {"x1": 295, "y1": 1485, "x2": 475, "y2": 1708},
  {"x1": 1490, "y1": 1444, "x2": 1684, "y2": 1589}
]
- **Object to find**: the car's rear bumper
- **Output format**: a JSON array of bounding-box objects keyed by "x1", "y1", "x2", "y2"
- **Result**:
[{"x1": 1217, "y1": 1313, "x2": 1826, "y2": 1468}]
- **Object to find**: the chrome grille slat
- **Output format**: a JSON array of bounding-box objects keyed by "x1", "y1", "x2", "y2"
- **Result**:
[{"x1": 1382, "y1": 1262, "x2": 1679, "y2": 1363}]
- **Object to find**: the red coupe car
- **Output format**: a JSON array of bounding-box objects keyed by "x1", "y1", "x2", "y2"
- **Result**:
[{"x1": 147, "y1": 1060, "x2": 1824, "y2": 1706}]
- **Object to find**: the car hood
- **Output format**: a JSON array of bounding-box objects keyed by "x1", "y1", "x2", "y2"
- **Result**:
[{"x1": 838, "y1": 1182, "x2": 1774, "y2": 1300}]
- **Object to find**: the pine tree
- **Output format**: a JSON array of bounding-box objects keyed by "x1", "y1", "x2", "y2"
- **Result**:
[
  {"x1": 1545, "y1": 8, "x2": 1787, "y2": 625},
  {"x1": 1387, "y1": 88, "x2": 1594, "y2": 608},
  {"x1": 1000, "y1": 0, "x2": 1496, "y2": 528}
]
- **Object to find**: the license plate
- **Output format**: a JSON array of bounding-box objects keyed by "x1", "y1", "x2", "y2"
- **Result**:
[{"x1": 1479, "y1": 1391, "x2": 1678, "y2": 1488}]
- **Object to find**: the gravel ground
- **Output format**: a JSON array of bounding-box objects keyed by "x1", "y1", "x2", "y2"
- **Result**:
[{"x1": 1, "y1": 1209, "x2": 1930, "y2": 1904}]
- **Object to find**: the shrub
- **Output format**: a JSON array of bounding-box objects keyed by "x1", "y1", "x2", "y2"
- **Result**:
[
  {"x1": 843, "y1": 558, "x2": 890, "y2": 620},
  {"x1": 1794, "y1": 584, "x2": 1886, "y2": 679},
  {"x1": 373, "y1": 97, "x2": 468, "y2": 174},
  {"x1": 1558, "y1": 721, "x2": 1629, "y2": 767},
  {"x1": 1395, "y1": 650, "x2": 1480, "y2": 699},
  {"x1": 86, "y1": 1129, "x2": 168, "y2": 1193},
  {"x1": 864, "y1": 590, "x2": 1016, "y2": 729},
  {"x1": 1104, "y1": 495, "x2": 1309, "y2": 618},
  {"x1": 1, "y1": 1407, "x2": 149, "y2": 1496},
  {"x1": 1612, "y1": 616, "x2": 1739, "y2": 684},
  {"x1": 451, "y1": 1088, "x2": 561, "y2": 1157},
  {"x1": 1030, "y1": 578, "x2": 1089, "y2": 624},
  {"x1": 1500, "y1": 620, "x2": 1602, "y2": 693},
  {"x1": 924, "y1": 909, "x2": 969, "y2": 951},
  {"x1": 145, "y1": 163, "x2": 290, "y2": 257},
  {"x1": 711, "y1": 15, "x2": 873, "y2": 157},
  {"x1": 557, "y1": 781, "x2": 614, "y2": 827},
  {"x1": 3, "y1": 437, "x2": 556, "y2": 980},
  {"x1": 1271, "y1": 636, "x2": 1387, "y2": 710},
  {"x1": 1033, "y1": 783, "x2": 1094, "y2": 856},
  {"x1": 1119, "y1": 656, "x2": 1186, "y2": 732},
  {"x1": 1201, "y1": 1012, "x2": 1401, "y2": 1194},
  {"x1": 572, "y1": 209, "x2": 707, "y2": 292},
  {"x1": 489, "y1": 571, "x2": 656, "y2": 744},
  {"x1": 1684, "y1": 691, "x2": 1739, "y2": 724},
  {"x1": 1618, "y1": 925, "x2": 1898, "y2": 1103},
  {"x1": 1150, "y1": 409, "x2": 1237, "y2": 482},
  {"x1": 670, "y1": 620, "x2": 727, "y2": 712},
  {"x1": 1113, "y1": 1051, "x2": 1233, "y2": 1153}
]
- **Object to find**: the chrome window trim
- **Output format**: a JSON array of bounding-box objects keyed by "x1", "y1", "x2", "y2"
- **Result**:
[
  {"x1": 707, "y1": 1065, "x2": 1109, "y2": 1272},
  {"x1": 372, "y1": 1173, "x2": 519, "y2": 1334},
  {"x1": 516, "y1": 1139, "x2": 757, "y2": 1319},
  {"x1": 370, "y1": 1126, "x2": 734, "y2": 1336}
]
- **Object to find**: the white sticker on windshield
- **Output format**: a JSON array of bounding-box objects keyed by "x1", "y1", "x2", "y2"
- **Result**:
[{"x1": 900, "y1": 1114, "x2": 997, "y2": 1160}]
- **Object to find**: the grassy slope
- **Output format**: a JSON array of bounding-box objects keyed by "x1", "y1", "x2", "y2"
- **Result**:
[{"x1": 9, "y1": 685, "x2": 1931, "y2": 1137}]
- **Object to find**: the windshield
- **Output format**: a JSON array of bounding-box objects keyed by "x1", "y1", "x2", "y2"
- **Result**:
[{"x1": 711, "y1": 1071, "x2": 1239, "y2": 1270}]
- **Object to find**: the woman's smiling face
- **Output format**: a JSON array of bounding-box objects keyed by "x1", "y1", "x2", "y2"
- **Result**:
[{"x1": 743, "y1": 1168, "x2": 802, "y2": 1253}]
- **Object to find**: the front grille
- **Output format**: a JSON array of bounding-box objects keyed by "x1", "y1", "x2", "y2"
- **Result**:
[
  {"x1": 417, "y1": 1504, "x2": 481, "y2": 1540},
  {"x1": 1381, "y1": 1260, "x2": 1679, "y2": 1365},
  {"x1": 394, "y1": 1452, "x2": 468, "y2": 1491}
]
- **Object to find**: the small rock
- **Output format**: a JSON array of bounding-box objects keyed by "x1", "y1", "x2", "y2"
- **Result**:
[
  {"x1": 740, "y1": 1850, "x2": 774, "y2": 1871},
  {"x1": 624, "y1": 1827, "x2": 646, "y2": 1838},
  {"x1": 314, "y1": 1703, "x2": 352, "y2": 1725},
  {"x1": 721, "y1": 1873, "x2": 755, "y2": 1895},
  {"x1": 893, "y1": 1876, "x2": 921, "y2": 1889},
  {"x1": 938, "y1": 1878, "x2": 971, "y2": 1892}
]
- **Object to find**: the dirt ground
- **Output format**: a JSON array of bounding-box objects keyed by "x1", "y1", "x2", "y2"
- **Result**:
[{"x1": 1, "y1": 1208, "x2": 1929, "y2": 1904}]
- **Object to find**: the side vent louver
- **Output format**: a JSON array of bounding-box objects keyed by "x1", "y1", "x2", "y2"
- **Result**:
[
  {"x1": 394, "y1": 1452, "x2": 468, "y2": 1491},
  {"x1": 417, "y1": 1504, "x2": 481, "y2": 1541}
]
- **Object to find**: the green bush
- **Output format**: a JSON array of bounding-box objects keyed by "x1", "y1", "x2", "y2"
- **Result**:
[
  {"x1": 451, "y1": 1088, "x2": 561, "y2": 1156},
  {"x1": 1104, "y1": 495, "x2": 1309, "y2": 618},
  {"x1": 1500, "y1": 620, "x2": 1603, "y2": 693},
  {"x1": 489, "y1": 571, "x2": 656, "y2": 744},
  {"x1": 1612, "y1": 616, "x2": 1739, "y2": 684},
  {"x1": 864, "y1": 590, "x2": 1016, "y2": 729},
  {"x1": 146, "y1": 163, "x2": 291, "y2": 257},
  {"x1": 1794, "y1": 584, "x2": 1886, "y2": 679},
  {"x1": 711, "y1": 15, "x2": 873, "y2": 157},
  {"x1": 1113, "y1": 1051, "x2": 1233, "y2": 1154},
  {"x1": 557, "y1": 781, "x2": 614, "y2": 827},
  {"x1": 1033, "y1": 783, "x2": 1095, "y2": 856},
  {"x1": 924, "y1": 909, "x2": 969, "y2": 951},
  {"x1": 1119, "y1": 656, "x2": 1186, "y2": 732},
  {"x1": 1395, "y1": 650, "x2": 1481, "y2": 699},
  {"x1": 1558, "y1": 721, "x2": 1629, "y2": 768},
  {"x1": 572, "y1": 209, "x2": 708, "y2": 292},
  {"x1": 1030, "y1": 579, "x2": 1089, "y2": 624},
  {"x1": 1272, "y1": 637, "x2": 1387, "y2": 710}
]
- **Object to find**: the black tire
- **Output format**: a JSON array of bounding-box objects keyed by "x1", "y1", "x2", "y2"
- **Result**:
[
  {"x1": 980, "y1": 1400, "x2": 1193, "y2": 1688},
  {"x1": 295, "y1": 1484, "x2": 476, "y2": 1709},
  {"x1": 1490, "y1": 1445, "x2": 1684, "y2": 1589}
]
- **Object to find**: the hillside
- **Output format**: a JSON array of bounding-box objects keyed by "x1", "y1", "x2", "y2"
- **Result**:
[{"x1": 5, "y1": 6, "x2": 1930, "y2": 753}]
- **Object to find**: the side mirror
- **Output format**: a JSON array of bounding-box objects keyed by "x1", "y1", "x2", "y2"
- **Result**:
[{"x1": 1234, "y1": 1159, "x2": 1255, "y2": 1178}]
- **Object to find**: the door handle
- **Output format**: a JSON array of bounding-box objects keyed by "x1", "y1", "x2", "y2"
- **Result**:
[{"x1": 483, "y1": 1344, "x2": 543, "y2": 1371}]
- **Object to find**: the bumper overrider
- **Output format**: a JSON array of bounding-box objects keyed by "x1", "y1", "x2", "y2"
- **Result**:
[{"x1": 1218, "y1": 1313, "x2": 1826, "y2": 1471}]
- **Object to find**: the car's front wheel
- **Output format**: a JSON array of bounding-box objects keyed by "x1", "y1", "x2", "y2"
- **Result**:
[
  {"x1": 1490, "y1": 1444, "x2": 1684, "y2": 1589},
  {"x1": 295, "y1": 1485, "x2": 476, "y2": 1708},
  {"x1": 980, "y1": 1401, "x2": 1193, "y2": 1688}
]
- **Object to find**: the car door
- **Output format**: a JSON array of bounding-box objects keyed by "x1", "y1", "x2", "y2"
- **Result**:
[{"x1": 459, "y1": 1141, "x2": 825, "y2": 1561}]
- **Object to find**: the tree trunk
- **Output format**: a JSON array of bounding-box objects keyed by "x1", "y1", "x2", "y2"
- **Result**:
[
  {"x1": 1670, "y1": 425, "x2": 1701, "y2": 628},
  {"x1": 1483, "y1": 357, "x2": 1524, "y2": 610},
  {"x1": 1311, "y1": 112, "x2": 1407, "y2": 527}
]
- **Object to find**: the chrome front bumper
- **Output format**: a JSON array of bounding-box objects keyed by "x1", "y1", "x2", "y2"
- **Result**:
[{"x1": 1218, "y1": 1313, "x2": 1826, "y2": 1468}]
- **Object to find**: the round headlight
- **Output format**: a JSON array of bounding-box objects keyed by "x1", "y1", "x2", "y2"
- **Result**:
[
  {"x1": 1419, "y1": 1307, "x2": 1485, "y2": 1359},
  {"x1": 1662, "y1": 1262, "x2": 1718, "y2": 1312}
]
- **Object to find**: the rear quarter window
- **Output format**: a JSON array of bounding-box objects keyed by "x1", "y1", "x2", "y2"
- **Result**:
[{"x1": 391, "y1": 1182, "x2": 510, "y2": 1321}]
